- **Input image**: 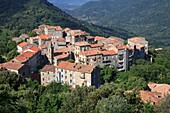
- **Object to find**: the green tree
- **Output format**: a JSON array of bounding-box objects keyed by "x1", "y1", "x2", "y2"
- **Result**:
[
  {"x1": 155, "y1": 95, "x2": 170, "y2": 113},
  {"x1": 95, "y1": 95, "x2": 130, "y2": 113},
  {"x1": 100, "y1": 66, "x2": 117, "y2": 83}
]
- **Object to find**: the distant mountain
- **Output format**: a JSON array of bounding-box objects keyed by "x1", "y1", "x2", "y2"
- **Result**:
[
  {"x1": 48, "y1": 0, "x2": 97, "y2": 10},
  {"x1": 71, "y1": 0, "x2": 170, "y2": 46},
  {"x1": 0, "y1": 0, "x2": 135, "y2": 38}
]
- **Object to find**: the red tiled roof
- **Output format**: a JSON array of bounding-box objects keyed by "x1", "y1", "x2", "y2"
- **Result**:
[
  {"x1": 128, "y1": 37, "x2": 145, "y2": 43},
  {"x1": 79, "y1": 50, "x2": 102, "y2": 56},
  {"x1": 0, "y1": 61, "x2": 24, "y2": 71},
  {"x1": 55, "y1": 48, "x2": 69, "y2": 53},
  {"x1": 71, "y1": 30, "x2": 86, "y2": 36},
  {"x1": 56, "y1": 61, "x2": 95, "y2": 74},
  {"x1": 90, "y1": 44, "x2": 100, "y2": 48},
  {"x1": 75, "y1": 41, "x2": 90, "y2": 46},
  {"x1": 24, "y1": 46, "x2": 40, "y2": 53},
  {"x1": 39, "y1": 34, "x2": 52, "y2": 40},
  {"x1": 102, "y1": 50, "x2": 117, "y2": 55},
  {"x1": 15, "y1": 51, "x2": 36, "y2": 63},
  {"x1": 17, "y1": 42, "x2": 29, "y2": 48},
  {"x1": 95, "y1": 36, "x2": 105, "y2": 41},
  {"x1": 41, "y1": 65, "x2": 55, "y2": 73},
  {"x1": 46, "y1": 25, "x2": 62, "y2": 31},
  {"x1": 54, "y1": 54, "x2": 69, "y2": 60},
  {"x1": 117, "y1": 45, "x2": 125, "y2": 50},
  {"x1": 140, "y1": 90, "x2": 162, "y2": 104},
  {"x1": 148, "y1": 82, "x2": 170, "y2": 97}
]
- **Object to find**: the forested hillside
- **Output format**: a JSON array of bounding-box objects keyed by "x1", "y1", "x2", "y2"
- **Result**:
[
  {"x1": 0, "y1": 0, "x2": 135, "y2": 61},
  {"x1": 1, "y1": 47, "x2": 170, "y2": 113},
  {"x1": 71, "y1": 0, "x2": 170, "y2": 46}
]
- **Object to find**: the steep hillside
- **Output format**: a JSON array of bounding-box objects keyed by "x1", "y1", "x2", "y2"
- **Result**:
[
  {"x1": 71, "y1": 0, "x2": 170, "y2": 46},
  {"x1": 48, "y1": 0, "x2": 97, "y2": 10},
  {"x1": 0, "y1": 0, "x2": 135, "y2": 37}
]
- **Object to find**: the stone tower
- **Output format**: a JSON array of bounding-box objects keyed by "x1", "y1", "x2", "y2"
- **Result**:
[{"x1": 47, "y1": 42, "x2": 54, "y2": 64}]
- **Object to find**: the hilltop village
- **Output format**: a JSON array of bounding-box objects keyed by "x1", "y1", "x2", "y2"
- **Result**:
[
  {"x1": 1, "y1": 24, "x2": 170, "y2": 105},
  {"x1": 0, "y1": 24, "x2": 149, "y2": 87}
]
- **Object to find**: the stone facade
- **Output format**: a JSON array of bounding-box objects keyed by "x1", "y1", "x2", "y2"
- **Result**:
[
  {"x1": 55, "y1": 61, "x2": 100, "y2": 88},
  {"x1": 41, "y1": 65, "x2": 56, "y2": 86}
]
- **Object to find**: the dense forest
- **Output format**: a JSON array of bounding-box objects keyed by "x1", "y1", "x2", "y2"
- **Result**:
[
  {"x1": 71, "y1": 0, "x2": 170, "y2": 47},
  {"x1": 1, "y1": 46, "x2": 170, "y2": 113}
]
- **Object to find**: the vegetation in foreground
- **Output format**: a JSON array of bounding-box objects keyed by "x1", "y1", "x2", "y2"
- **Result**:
[{"x1": 1, "y1": 47, "x2": 170, "y2": 113}]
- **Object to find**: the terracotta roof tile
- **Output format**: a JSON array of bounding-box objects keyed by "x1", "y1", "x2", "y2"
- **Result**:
[
  {"x1": 148, "y1": 82, "x2": 170, "y2": 97},
  {"x1": 71, "y1": 30, "x2": 86, "y2": 36},
  {"x1": 41, "y1": 65, "x2": 55, "y2": 73},
  {"x1": 80, "y1": 50, "x2": 102, "y2": 56},
  {"x1": 0, "y1": 61, "x2": 24, "y2": 70},
  {"x1": 140, "y1": 90, "x2": 162, "y2": 104},
  {"x1": 56, "y1": 61, "x2": 95, "y2": 74},
  {"x1": 90, "y1": 44, "x2": 100, "y2": 48},
  {"x1": 46, "y1": 25, "x2": 62, "y2": 31},
  {"x1": 128, "y1": 37, "x2": 145, "y2": 43},
  {"x1": 15, "y1": 51, "x2": 35, "y2": 63},
  {"x1": 95, "y1": 36, "x2": 105, "y2": 41},
  {"x1": 24, "y1": 46, "x2": 40, "y2": 53},
  {"x1": 39, "y1": 34, "x2": 52, "y2": 40},
  {"x1": 75, "y1": 41, "x2": 90, "y2": 46},
  {"x1": 17, "y1": 42, "x2": 29, "y2": 48},
  {"x1": 54, "y1": 54, "x2": 69, "y2": 60},
  {"x1": 102, "y1": 50, "x2": 117, "y2": 55},
  {"x1": 117, "y1": 45, "x2": 126, "y2": 50}
]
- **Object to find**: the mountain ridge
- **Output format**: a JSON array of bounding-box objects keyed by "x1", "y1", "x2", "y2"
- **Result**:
[
  {"x1": 0, "y1": 0, "x2": 135, "y2": 38},
  {"x1": 71, "y1": 0, "x2": 170, "y2": 46}
]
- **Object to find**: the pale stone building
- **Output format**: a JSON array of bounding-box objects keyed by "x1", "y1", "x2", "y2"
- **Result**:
[
  {"x1": 128, "y1": 37, "x2": 148, "y2": 60},
  {"x1": 44, "y1": 25, "x2": 63, "y2": 38},
  {"x1": 51, "y1": 37, "x2": 66, "y2": 50},
  {"x1": 56, "y1": 61, "x2": 100, "y2": 88},
  {"x1": 41, "y1": 65, "x2": 56, "y2": 86},
  {"x1": 17, "y1": 42, "x2": 29, "y2": 53}
]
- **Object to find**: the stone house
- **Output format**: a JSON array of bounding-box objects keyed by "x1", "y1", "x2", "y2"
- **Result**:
[
  {"x1": 40, "y1": 65, "x2": 56, "y2": 86},
  {"x1": 79, "y1": 50, "x2": 103, "y2": 66},
  {"x1": 14, "y1": 46, "x2": 41, "y2": 72},
  {"x1": 56, "y1": 61, "x2": 100, "y2": 88},
  {"x1": 38, "y1": 34, "x2": 52, "y2": 46},
  {"x1": 17, "y1": 42, "x2": 29, "y2": 53},
  {"x1": 128, "y1": 37, "x2": 148, "y2": 60},
  {"x1": 44, "y1": 25, "x2": 63, "y2": 38},
  {"x1": 51, "y1": 37, "x2": 66, "y2": 50},
  {"x1": 65, "y1": 30, "x2": 88, "y2": 44},
  {"x1": 0, "y1": 61, "x2": 31, "y2": 77}
]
